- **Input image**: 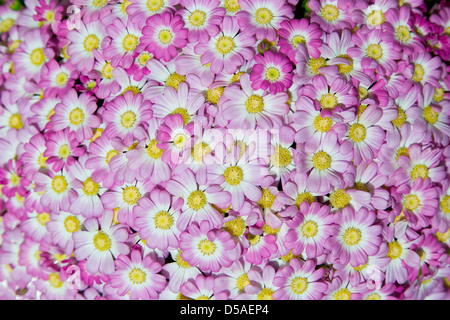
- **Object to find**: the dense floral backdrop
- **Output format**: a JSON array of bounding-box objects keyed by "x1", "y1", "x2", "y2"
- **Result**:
[{"x1": 0, "y1": 0, "x2": 449, "y2": 300}]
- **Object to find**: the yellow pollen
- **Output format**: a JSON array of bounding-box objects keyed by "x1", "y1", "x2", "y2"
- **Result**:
[
  {"x1": 146, "y1": 0, "x2": 164, "y2": 12},
  {"x1": 247, "y1": 234, "x2": 260, "y2": 246},
  {"x1": 366, "y1": 293, "x2": 382, "y2": 300},
  {"x1": 334, "y1": 288, "x2": 352, "y2": 300},
  {"x1": 403, "y1": 194, "x2": 420, "y2": 211},
  {"x1": 265, "y1": 67, "x2": 280, "y2": 82},
  {"x1": 291, "y1": 277, "x2": 308, "y2": 295},
  {"x1": 188, "y1": 10, "x2": 206, "y2": 27},
  {"x1": 83, "y1": 177, "x2": 100, "y2": 196},
  {"x1": 257, "y1": 288, "x2": 274, "y2": 300},
  {"x1": 411, "y1": 164, "x2": 429, "y2": 181},
  {"x1": 436, "y1": 228, "x2": 450, "y2": 242},
  {"x1": 342, "y1": 227, "x2": 362, "y2": 246},
  {"x1": 8, "y1": 40, "x2": 21, "y2": 53},
  {"x1": 10, "y1": 173, "x2": 20, "y2": 186},
  {"x1": 309, "y1": 57, "x2": 327, "y2": 74},
  {"x1": 0, "y1": 18, "x2": 14, "y2": 33},
  {"x1": 441, "y1": 195, "x2": 450, "y2": 214},
  {"x1": 329, "y1": 189, "x2": 351, "y2": 209},
  {"x1": 367, "y1": 10, "x2": 385, "y2": 26},
  {"x1": 64, "y1": 215, "x2": 81, "y2": 233},
  {"x1": 92, "y1": 0, "x2": 107, "y2": 7},
  {"x1": 171, "y1": 107, "x2": 191, "y2": 125},
  {"x1": 120, "y1": 111, "x2": 137, "y2": 129},
  {"x1": 216, "y1": 36, "x2": 235, "y2": 55},
  {"x1": 392, "y1": 107, "x2": 406, "y2": 128},
  {"x1": 198, "y1": 239, "x2": 216, "y2": 256},
  {"x1": 358, "y1": 87, "x2": 369, "y2": 99},
  {"x1": 187, "y1": 190, "x2": 207, "y2": 211},
  {"x1": 301, "y1": 220, "x2": 319, "y2": 238},
  {"x1": 129, "y1": 268, "x2": 146, "y2": 284},
  {"x1": 47, "y1": 109, "x2": 56, "y2": 122},
  {"x1": 223, "y1": 216, "x2": 246, "y2": 237},
  {"x1": 224, "y1": 166, "x2": 244, "y2": 186},
  {"x1": 158, "y1": 29, "x2": 173, "y2": 44},
  {"x1": 34, "y1": 250, "x2": 41, "y2": 261},
  {"x1": 51, "y1": 176, "x2": 68, "y2": 194},
  {"x1": 353, "y1": 261, "x2": 368, "y2": 271},
  {"x1": 121, "y1": 0, "x2": 131, "y2": 14},
  {"x1": 137, "y1": 52, "x2": 152, "y2": 66},
  {"x1": 395, "y1": 147, "x2": 409, "y2": 162},
  {"x1": 312, "y1": 150, "x2": 332, "y2": 170},
  {"x1": 37, "y1": 212, "x2": 51, "y2": 226},
  {"x1": 433, "y1": 87, "x2": 445, "y2": 102},
  {"x1": 206, "y1": 87, "x2": 224, "y2": 104},
  {"x1": 122, "y1": 34, "x2": 139, "y2": 51},
  {"x1": 270, "y1": 145, "x2": 292, "y2": 168},
  {"x1": 245, "y1": 94, "x2": 264, "y2": 114},
  {"x1": 337, "y1": 54, "x2": 353, "y2": 74},
  {"x1": 48, "y1": 273, "x2": 63, "y2": 288},
  {"x1": 191, "y1": 142, "x2": 211, "y2": 163},
  {"x1": 197, "y1": 295, "x2": 210, "y2": 300},
  {"x1": 154, "y1": 210, "x2": 173, "y2": 230},
  {"x1": 122, "y1": 186, "x2": 141, "y2": 205},
  {"x1": 231, "y1": 71, "x2": 245, "y2": 83},
  {"x1": 423, "y1": 105, "x2": 439, "y2": 124},
  {"x1": 30, "y1": 48, "x2": 45, "y2": 66},
  {"x1": 396, "y1": 25, "x2": 411, "y2": 42},
  {"x1": 236, "y1": 273, "x2": 251, "y2": 291},
  {"x1": 105, "y1": 149, "x2": 119, "y2": 164},
  {"x1": 175, "y1": 251, "x2": 191, "y2": 268},
  {"x1": 93, "y1": 231, "x2": 111, "y2": 251},
  {"x1": 321, "y1": 4, "x2": 340, "y2": 22},
  {"x1": 55, "y1": 72, "x2": 69, "y2": 86},
  {"x1": 58, "y1": 144, "x2": 71, "y2": 159},
  {"x1": 102, "y1": 62, "x2": 114, "y2": 79},
  {"x1": 223, "y1": 0, "x2": 241, "y2": 13},
  {"x1": 69, "y1": 108, "x2": 85, "y2": 125},
  {"x1": 353, "y1": 182, "x2": 369, "y2": 193},
  {"x1": 348, "y1": 123, "x2": 367, "y2": 143},
  {"x1": 263, "y1": 223, "x2": 280, "y2": 235},
  {"x1": 173, "y1": 133, "x2": 188, "y2": 148},
  {"x1": 255, "y1": 8, "x2": 273, "y2": 25},
  {"x1": 295, "y1": 192, "x2": 315, "y2": 207},
  {"x1": 9, "y1": 114, "x2": 23, "y2": 130},
  {"x1": 320, "y1": 93, "x2": 338, "y2": 109},
  {"x1": 412, "y1": 64, "x2": 425, "y2": 82},
  {"x1": 258, "y1": 188, "x2": 276, "y2": 210},
  {"x1": 387, "y1": 241, "x2": 403, "y2": 259},
  {"x1": 313, "y1": 115, "x2": 333, "y2": 132},
  {"x1": 166, "y1": 73, "x2": 186, "y2": 90},
  {"x1": 147, "y1": 139, "x2": 164, "y2": 159},
  {"x1": 291, "y1": 35, "x2": 305, "y2": 48},
  {"x1": 83, "y1": 34, "x2": 99, "y2": 52},
  {"x1": 366, "y1": 43, "x2": 383, "y2": 60}
]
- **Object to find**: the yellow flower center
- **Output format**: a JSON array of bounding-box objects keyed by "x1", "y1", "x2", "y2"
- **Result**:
[
  {"x1": 48, "y1": 273, "x2": 63, "y2": 288},
  {"x1": 10, "y1": 173, "x2": 20, "y2": 186},
  {"x1": 223, "y1": 0, "x2": 241, "y2": 13},
  {"x1": 137, "y1": 52, "x2": 152, "y2": 67},
  {"x1": 387, "y1": 241, "x2": 402, "y2": 259},
  {"x1": 257, "y1": 288, "x2": 274, "y2": 300},
  {"x1": 84, "y1": 34, "x2": 99, "y2": 52},
  {"x1": 37, "y1": 212, "x2": 51, "y2": 226},
  {"x1": 411, "y1": 164, "x2": 429, "y2": 181},
  {"x1": 30, "y1": 48, "x2": 45, "y2": 66},
  {"x1": 83, "y1": 177, "x2": 100, "y2": 196},
  {"x1": 9, "y1": 113, "x2": 23, "y2": 130},
  {"x1": 412, "y1": 64, "x2": 425, "y2": 82},
  {"x1": 263, "y1": 223, "x2": 280, "y2": 235},
  {"x1": 313, "y1": 115, "x2": 333, "y2": 132},
  {"x1": 223, "y1": 216, "x2": 246, "y2": 237},
  {"x1": 188, "y1": 10, "x2": 206, "y2": 27},
  {"x1": 102, "y1": 62, "x2": 114, "y2": 79},
  {"x1": 258, "y1": 188, "x2": 276, "y2": 210},
  {"x1": 191, "y1": 142, "x2": 211, "y2": 163},
  {"x1": 255, "y1": 8, "x2": 273, "y2": 25},
  {"x1": 120, "y1": 111, "x2": 137, "y2": 129},
  {"x1": 58, "y1": 144, "x2": 71, "y2": 159},
  {"x1": 146, "y1": 0, "x2": 164, "y2": 12},
  {"x1": 309, "y1": 57, "x2": 327, "y2": 75},
  {"x1": 93, "y1": 231, "x2": 111, "y2": 251},
  {"x1": 154, "y1": 210, "x2": 173, "y2": 230},
  {"x1": 423, "y1": 105, "x2": 439, "y2": 124},
  {"x1": 366, "y1": 293, "x2": 382, "y2": 300},
  {"x1": 321, "y1": 4, "x2": 340, "y2": 22},
  {"x1": 122, "y1": 34, "x2": 139, "y2": 52},
  {"x1": 206, "y1": 87, "x2": 224, "y2": 104},
  {"x1": 146, "y1": 139, "x2": 164, "y2": 159},
  {"x1": 295, "y1": 192, "x2": 315, "y2": 207},
  {"x1": 8, "y1": 40, "x2": 21, "y2": 53},
  {"x1": 441, "y1": 195, "x2": 450, "y2": 214},
  {"x1": 366, "y1": 43, "x2": 383, "y2": 60},
  {"x1": 265, "y1": 67, "x2": 280, "y2": 82},
  {"x1": 270, "y1": 145, "x2": 292, "y2": 168},
  {"x1": 342, "y1": 227, "x2": 362, "y2": 246},
  {"x1": 166, "y1": 72, "x2": 186, "y2": 90},
  {"x1": 122, "y1": 186, "x2": 141, "y2": 205},
  {"x1": 38, "y1": 153, "x2": 48, "y2": 168},
  {"x1": 224, "y1": 166, "x2": 244, "y2": 186},
  {"x1": 231, "y1": 71, "x2": 245, "y2": 83},
  {"x1": 216, "y1": 36, "x2": 235, "y2": 55},
  {"x1": 105, "y1": 149, "x2": 119, "y2": 164},
  {"x1": 367, "y1": 10, "x2": 385, "y2": 26},
  {"x1": 403, "y1": 194, "x2": 420, "y2": 211},
  {"x1": 69, "y1": 108, "x2": 85, "y2": 126},
  {"x1": 158, "y1": 29, "x2": 173, "y2": 44},
  {"x1": 129, "y1": 268, "x2": 146, "y2": 285},
  {"x1": 55, "y1": 72, "x2": 69, "y2": 87},
  {"x1": 0, "y1": 18, "x2": 14, "y2": 33},
  {"x1": 92, "y1": 0, "x2": 108, "y2": 7},
  {"x1": 320, "y1": 93, "x2": 338, "y2": 109},
  {"x1": 236, "y1": 273, "x2": 251, "y2": 291},
  {"x1": 312, "y1": 151, "x2": 332, "y2": 170},
  {"x1": 291, "y1": 35, "x2": 305, "y2": 48},
  {"x1": 395, "y1": 146, "x2": 409, "y2": 162},
  {"x1": 51, "y1": 176, "x2": 68, "y2": 194},
  {"x1": 334, "y1": 288, "x2": 352, "y2": 300},
  {"x1": 396, "y1": 25, "x2": 411, "y2": 42},
  {"x1": 187, "y1": 190, "x2": 207, "y2": 211},
  {"x1": 175, "y1": 251, "x2": 191, "y2": 268},
  {"x1": 329, "y1": 189, "x2": 351, "y2": 209},
  {"x1": 64, "y1": 215, "x2": 81, "y2": 233},
  {"x1": 121, "y1": 0, "x2": 131, "y2": 14},
  {"x1": 171, "y1": 107, "x2": 191, "y2": 125},
  {"x1": 434, "y1": 87, "x2": 445, "y2": 102},
  {"x1": 198, "y1": 239, "x2": 216, "y2": 256},
  {"x1": 173, "y1": 133, "x2": 188, "y2": 148},
  {"x1": 291, "y1": 277, "x2": 308, "y2": 295},
  {"x1": 337, "y1": 54, "x2": 353, "y2": 74},
  {"x1": 348, "y1": 123, "x2": 367, "y2": 143},
  {"x1": 301, "y1": 220, "x2": 319, "y2": 238},
  {"x1": 247, "y1": 234, "x2": 260, "y2": 246},
  {"x1": 392, "y1": 107, "x2": 406, "y2": 128},
  {"x1": 245, "y1": 94, "x2": 264, "y2": 114},
  {"x1": 436, "y1": 228, "x2": 450, "y2": 242}
]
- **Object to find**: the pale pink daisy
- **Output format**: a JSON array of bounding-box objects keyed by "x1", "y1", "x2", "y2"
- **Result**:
[
  {"x1": 44, "y1": 128, "x2": 85, "y2": 172},
  {"x1": 126, "y1": 0, "x2": 180, "y2": 28},
  {"x1": 237, "y1": 264, "x2": 278, "y2": 300},
  {"x1": 214, "y1": 258, "x2": 255, "y2": 299},
  {"x1": 39, "y1": 59, "x2": 78, "y2": 97},
  {"x1": 161, "y1": 249, "x2": 202, "y2": 293},
  {"x1": 29, "y1": 95, "x2": 61, "y2": 132},
  {"x1": 250, "y1": 51, "x2": 293, "y2": 94},
  {"x1": 308, "y1": 0, "x2": 356, "y2": 32},
  {"x1": 180, "y1": 274, "x2": 228, "y2": 300},
  {"x1": 46, "y1": 211, "x2": 85, "y2": 255}
]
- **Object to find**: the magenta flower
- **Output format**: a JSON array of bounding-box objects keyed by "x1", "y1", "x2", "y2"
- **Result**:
[
  {"x1": 44, "y1": 128, "x2": 85, "y2": 172},
  {"x1": 109, "y1": 245, "x2": 167, "y2": 299},
  {"x1": 39, "y1": 59, "x2": 78, "y2": 97},
  {"x1": 250, "y1": 51, "x2": 293, "y2": 94}
]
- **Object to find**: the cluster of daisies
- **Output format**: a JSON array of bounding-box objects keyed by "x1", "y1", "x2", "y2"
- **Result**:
[{"x1": 0, "y1": 0, "x2": 449, "y2": 300}]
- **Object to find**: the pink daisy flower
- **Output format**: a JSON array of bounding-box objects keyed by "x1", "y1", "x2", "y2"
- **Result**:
[
  {"x1": 179, "y1": 220, "x2": 238, "y2": 273},
  {"x1": 73, "y1": 210, "x2": 130, "y2": 275},
  {"x1": 214, "y1": 258, "x2": 255, "y2": 299},
  {"x1": 180, "y1": 273, "x2": 228, "y2": 300},
  {"x1": 34, "y1": 270, "x2": 78, "y2": 300},
  {"x1": 44, "y1": 128, "x2": 85, "y2": 172},
  {"x1": 133, "y1": 188, "x2": 183, "y2": 251},
  {"x1": 126, "y1": 0, "x2": 180, "y2": 28},
  {"x1": 235, "y1": 0, "x2": 294, "y2": 42},
  {"x1": 19, "y1": 210, "x2": 52, "y2": 244},
  {"x1": 308, "y1": 0, "x2": 356, "y2": 32},
  {"x1": 323, "y1": 274, "x2": 365, "y2": 300},
  {"x1": 18, "y1": 237, "x2": 48, "y2": 280},
  {"x1": 109, "y1": 245, "x2": 167, "y2": 299},
  {"x1": 161, "y1": 249, "x2": 202, "y2": 293},
  {"x1": 194, "y1": 15, "x2": 256, "y2": 74},
  {"x1": 273, "y1": 258, "x2": 328, "y2": 300},
  {"x1": 46, "y1": 211, "x2": 85, "y2": 255},
  {"x1": 237, "y1": 263, "x2": 278, "y2": 300},
  {"x1": 102, "y1": 91, "x2": 153, "y2": 146},
  {"x1": 19, "y1": 133, "x2": 49, "y2": 181},
  {"x1": 89, "y1": 51, "x2": 121, "y2": 100},
  {"x1": 250, "y1": 51, "x2": 293, "y2": 94},
  {"x1": 406, "y1": 51, "x2": 443, "y2": 89},
  {"x1": 139, "y1": 12, "x2": 188, "y2": 62},
  {"x1": 242, "y1": 231, "x2": 278, "y2": 265},
  {"x1": 39, "y1": 59, "x2": 78, "y2": 97},
  {"x1": 0, "y1": 159, "x2": 29, "y2": 198},
  {"x1": 50, "y1": 89, "x2": 101, "y2": 142}
]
